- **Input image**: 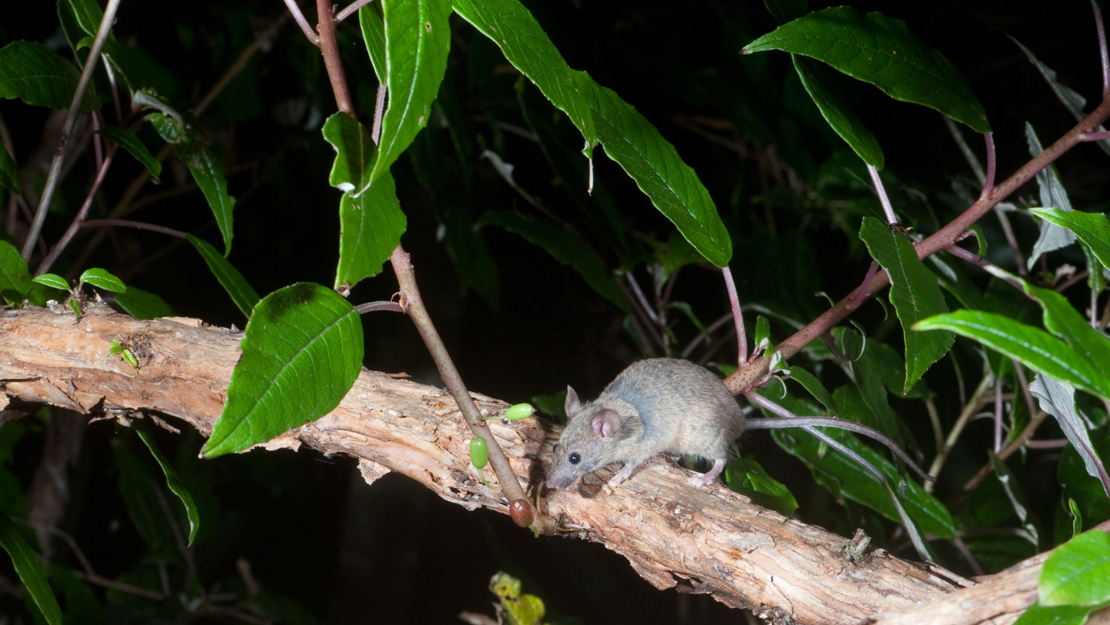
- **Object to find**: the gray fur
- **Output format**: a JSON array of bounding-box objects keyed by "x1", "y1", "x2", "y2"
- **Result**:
[{"x1": 546, "y1": 358, "x2": 746, "y2": 489}]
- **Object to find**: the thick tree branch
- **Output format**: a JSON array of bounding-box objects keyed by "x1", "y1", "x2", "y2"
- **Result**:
[{"x1": 0, "y1": 303, "x2": 1094, "y2": 625}]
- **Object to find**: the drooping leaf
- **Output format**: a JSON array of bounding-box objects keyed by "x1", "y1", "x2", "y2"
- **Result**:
[
  {"x1": 478, "y1": 210, "x2": 629, "y2": 311},
  {"x1": 725, "y1": 455, "x2": 799, "y2": 516},
  {"x1": 0, "y1": 40, "x2": 103, "y2": 110},
  {"x1": 149, "y1": 112, "x2": 235, "y2": 255},
  {"x1": 786, "y1": 365, "x2": 837, "y2": 415},
  {"x1": 1030, "y1": 375, "x2": 1108, "y2": 493},
  {"x1": 112, "y1": 440, "x2": 177, "y2": 560},
  {"x1": 60, "y1": 0, "x2": 104, "y2": 36},
  {"x1": 113, "y1": 286, "x2": 175, "y2": 320},
  {"x1": 0, "y1": 139, "x2": 19, "y2": 194},
  {"x1": 1025, "y1": 124, "x2": 1076, "y2": 269},
  {"x1": 321, "y1": 113, "x2": 407, "y2": 289},
  {"x1": 0, "y1": 512, "x2": 62, "y2": 625},
  {"x1": 79, "y1": 267, "x2": 126, "y2": 293},
  {"x1": 367, "y1": 0, "x2": 452, "y2": 186},
  {"x1": 187, "y1": 235, "x2": 259, "y2": 319},
  {"x1": 742, "y1": 6, "x2": 990, "y2": 133},
  {"x1": 359, "y1": 4, "x2": 387, "y2": 83},
  {"x1": 0, "y1": 241, "x2": 32, "y2": 301},
  {"x1": 452, "y1": 0, "x2": 732, "y2": 268},
  {"x1": 135, "y1": 427, "x2": 199, "y2": 545},
  {"x1": 99, "y1": 125, "x2": 161, "y2": 182},
  {"x1": 1026, "y1": 283, "x2": 1110, "y2": 379},
  {"x1": 792, "y1": 55, "x2": 884, "y2": 168},
  {"x1": 201, "y1": 283, "x2": 364, "y2": 458},
  {"x1": 1031, "y1": 208, "x2": 1110, "y2": 272},
  {"x1": 1040, "y1": 530, "x2": 1110, "y2": 607},
  {"x1": 914, "y1": 311, "x2": 1110, "y2": 401},
  {"x1": 582, "y1": 82, "x2": 733, "y2": 268}
]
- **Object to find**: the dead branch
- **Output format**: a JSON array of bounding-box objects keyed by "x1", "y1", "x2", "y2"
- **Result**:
[{"x1": 0, "y1": 302, "x2": 1078, "y2": 624}]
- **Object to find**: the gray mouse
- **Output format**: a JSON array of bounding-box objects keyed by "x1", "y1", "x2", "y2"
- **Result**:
[{"x1": 546, "y1": 357, "x2": 924, "y2": 490}]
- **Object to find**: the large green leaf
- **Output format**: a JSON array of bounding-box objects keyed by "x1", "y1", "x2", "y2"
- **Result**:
[
  {"x1": 1031, "y1": 208, "x2": 1110, "y2": 271},
  {"x1": 201, "y1": 283, "x2": 364, "y2": 458},
  {"x1": 135, "y1": 428, "x2": 199, "y2": 545},
  {"x1": 859, "y1": 216, "x2": 953, "y2": 392},
  {"x1": 0, "y1": 512, "x2": 62, "y2": 625},
  {"x1": 1012, "y1": 603, "x2": 1095, "y2": 625},
  {"x1": 1027, "y1": 283, "x2": 1110, "y2": 377},
  {"x1": 743, "y1": 7, "x2": 990, "y2": 133},
  {"x1": 478, "y1": 210, "x2": 629, "y2": 311},
  {"x1": 99, "y1": 125, "x2": 161, "y2": 183},
  {"x1": 322, "y1": 113, "x2": 407, "y2": 289},
  {"x1": 149, "y1": 112, "x2": 235, "y2": 256},
  {"x1": 452, "y1": 0, "x2": 732, "y2": 268},
  {"x1": 1040, "y1": 530, "x2": 1110, "y2": 607},
  {"x1": 366, "y1": 0, "x2": 452, "y2": 186},
  {"x1": 113, "y1": 439, "x2": 177, "y2": 560},
  {"x1": 187, "y1": 235, "x2": 260, "y2": 319},
  {"x1": 0, "y1": 40, "x2": 103, "y2": 110},
  {"x1": 914, "y1": 311, "x2": 1110, "y2": 401}
]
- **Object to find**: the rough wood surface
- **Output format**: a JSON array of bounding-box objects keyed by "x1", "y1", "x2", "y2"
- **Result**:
[{"x1": 0, "y1": 303, "x2": 1062, "y2": 624}]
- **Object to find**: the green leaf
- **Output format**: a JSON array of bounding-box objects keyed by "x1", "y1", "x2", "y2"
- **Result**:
[
  {"x1": 770, "y1": 414, "x2": 955, "y2": 538},
  {"x1": 359, "y1": 4, "x2": 387, "y2": 85},
  {"x1": 743, "y1": 7, "x2": 990, "y2": 133},
  {"x1": 201, "y1": 283, "x2": 364, "y2": 458},
  {"x1": 792, "y1": 55, "x2": 884, "y2": 168},
  {"x1": 583, "y1": 83, "x2": 733, "y2": 267},
  {"x1": 1026, "y1": 124, "x2": 1076, "y2": 268},
  {"x1": 79, "y1": 267, "x2": 126, "y2": 293},
  {"x1": 838, "y1": 331, "x2": 903, "y2": 446},
  {"x1": 60, "y1": 0, "x2": 104, "y2": 36},
  {"x1": 478, "y1": 210, "x2": 629, "y2": 311},
  {"x1": 113, "y1": 286, "x2": 175, "y2": 320},
  {"x1": 0, "y1": 241, "x2": 32, "y2": 301},
  {"x1": 112, "y1": 439, "x2": 177, "y2": 559},
  {"x1": 1041, "y1": 530, "x2": 1110, "y2": 607},
  {"x1": 0, "y1": 512, "x2": 62, "y2": 625},
  {"x1": 0, "y1": 40, "x2": 103, "y2": 110},
  {"x1": 149, "y1": 112, "x2": 235, "y2": 255},
  {"x1": 451, "y1": 0, "x2": 597, "y2": 148},
  {"x1": 32, "y1": 273, "x2": 70, "y2": 291},
  {"x1": 452, "y1": 0, "x2": 732, "y2": 268},
  {"x1": 0, "y1": 138, "x2": 19, "y2": 194},
  {"x1": 914, "y1": 311, "x2": 1110, "y2": 401},
  {"x1": 1030, "y1": 375, "x2": 1106, "y2": 488},
  {"x1": 321, "y1": 113, "x2": 407, "y2": 289},
  {"x1": 135, "y1": 428, "x2": 199, "y2": 545},
  {"x1": 786, "y1": 366, "x2": 837, "y2": 415},
  {"x1": 725, "y1": 455, "x2": 799, "y2": 516},
  {"x1": 99, "y1": 126, "x2": 161, "y2": 183},
  {"x1": 1026, "y1": 284, "x2": 1110, "y2": 383},
  {"x1": 367, "y1": 0, "x2": 452, "y2": 186},
  {"x1": 1012, "y1": 602, "x2": 1094, "y2": 625},
  {"x1": 1031, "y1": 208, "x2": 1110, "y2": 272},
  {"x1": 859, "y1": 217, "x2": 953, "y2": 392},
  {"x1": 187, "y1": 235, "x2": 260, "y2": 319}
]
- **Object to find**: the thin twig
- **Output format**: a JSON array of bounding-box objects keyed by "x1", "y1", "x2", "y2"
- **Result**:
[
  {"x1": 80, "y1": 219, "x2": 188, "y2": 238},
  {"x1": 926, "y1": 375, "x2": 993, "y2": 492},
  {"x1": 867, "y1": 164, "x2": 897, "y2": 224},
  {"x1": 21, "y1": 0, "x2": 122, "y2": 259},
  {"x1": 722, "y1": 266, "x2": 747, "y2": 364},
  {"x1": 283, "y1": 0, "x2": 318, "y2": 42},
  {"x1": 1094, "y1": 0, "x2": 1109, "y2": 97},
  {"x1": 726, "y1": 96, "x2": 1110, "y2": 396},
  {"x1": 196, "y1": 15, "x2": 288, "y2": 117},
  {"x1": 336, "y1": 0, "x2": 376, "y2": 23},
  {"x1": 317, "y1": 0, "x2": 355, "y2": 116},
  {"x1": 979, "y1": 132, "x2": 996, "y2": 200}
]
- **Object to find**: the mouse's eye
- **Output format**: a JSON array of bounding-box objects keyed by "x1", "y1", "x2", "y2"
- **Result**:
[{"x1": 568, "y1": 452, "x2": 581, "y2": 465}]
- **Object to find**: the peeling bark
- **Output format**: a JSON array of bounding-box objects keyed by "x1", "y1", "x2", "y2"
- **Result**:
[{"x1": 0, "y1": 303, "x2": 1077, "y2": 624}]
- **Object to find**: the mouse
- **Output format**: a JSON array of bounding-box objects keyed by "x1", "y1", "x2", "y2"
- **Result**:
[{"x1": 546, "y1": 357, "x2": 920, "y2": 490}]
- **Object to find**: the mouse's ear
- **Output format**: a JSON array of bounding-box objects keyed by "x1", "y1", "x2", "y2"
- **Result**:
[
  {"x1": 565, "y1": 385, "x2": 582, "y2": 415},
  {"x1": 591, "y1": 409, "x2": 621, "y2": 439}
]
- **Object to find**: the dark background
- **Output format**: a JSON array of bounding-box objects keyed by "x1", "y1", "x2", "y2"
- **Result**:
[{"x1": 1, "y1": 0, "x2": 1107, "y2": 622}]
